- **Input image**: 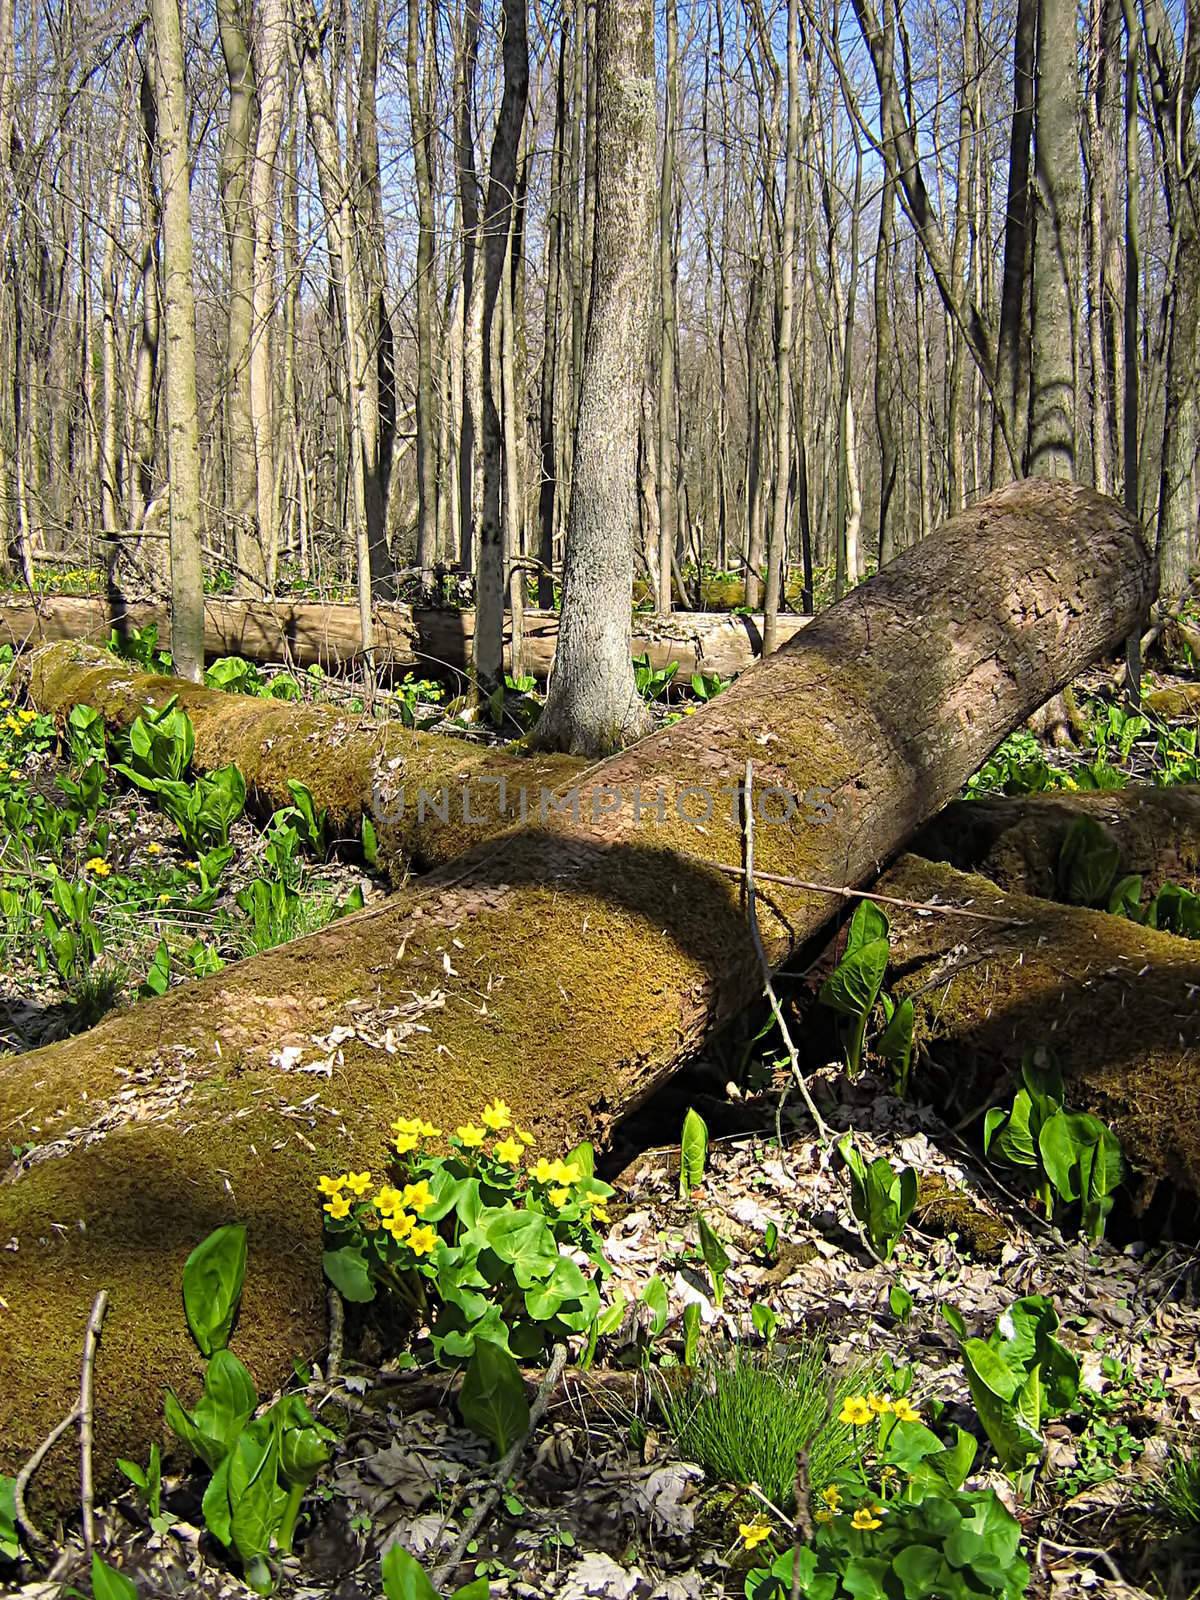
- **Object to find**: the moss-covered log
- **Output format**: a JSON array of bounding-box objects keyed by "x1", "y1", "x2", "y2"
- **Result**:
[
  {"x1": 22, "y1": 641, "x2": 580, "y2": 878},
  {"x1": 0, "y1": 596, "x2": 810, "y2": 678},
  {"x1": 877, "y1": 854, "x2": 1200, "y2": 1208},
  {"x1": 0, "y1": 480, "x2": 1151, "y2": 1513},
  {"x1": 914, "y1": 785, "x2": 1200, "y2": 900}
]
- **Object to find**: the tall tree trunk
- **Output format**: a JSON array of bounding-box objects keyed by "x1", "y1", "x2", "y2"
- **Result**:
[
  {"x1": 406, "y1": 0, "x2": 437, "y2": 587},
  {"x1": 656, "y1": 0, "x2": 678, "y2": 613},
  {"x1": 763, "y1": 0, "x2": 799, "y2": 652},
  {"x1": 537, "y1": 12, "x2": 569, "y2": 608},
  {"x1": 531, "y1": 0, "x2": 656, "y2": 754},
  {"x1": 1028, "y1": 0, "x2": 1082, "y2": 478},
  {"x1": 993, "y1": 0, "x2": 1036, "y2": 480},
  {"x1": 150, "y1": 0, "x2": 204, "y2": 679}
]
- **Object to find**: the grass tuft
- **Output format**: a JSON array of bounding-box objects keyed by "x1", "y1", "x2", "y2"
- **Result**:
[{"x1": 657, "y1": 1337, "x2": 871, "y2": 1508}]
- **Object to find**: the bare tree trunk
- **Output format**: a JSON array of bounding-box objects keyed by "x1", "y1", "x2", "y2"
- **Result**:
[
  {"x1": 763, "y1": 0, "x2": 798, "y2": 652},
  {"x1": 1028, "y1": 0, "x2": 1082, "y2": 478},
  {"x1": 656, "y1": 0, "x2": 677, "y2": 613},
  {"x1": 531, "y1": 0, "x2": 656, "y2": 753},
  {"x1": 150, "y1": 0, "x2": 204, "y2": 679},
  {"x1": 406, "y1": 0, "x2": 437, "y2": 587}
]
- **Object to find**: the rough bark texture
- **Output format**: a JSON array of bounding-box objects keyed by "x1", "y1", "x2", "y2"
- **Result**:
[
  {"x1": 880, "y1": 854, "x2": 1200, "y2": 1210},
  {"x1": 0, "y1": 481, "x2": 1151, "y2": 1513},
  {"x1": 915, "y1": 785, "x2": 1200, "y2": 901},
  {"x1": 531, "y1": 0, "x2": 656, "y2": 754},
  {"x1": 22, "y1": 642, "x2": 579, "y2": 880},
  {"x1": 0, "y1": 598, "x2": 811, "y2": 679}
]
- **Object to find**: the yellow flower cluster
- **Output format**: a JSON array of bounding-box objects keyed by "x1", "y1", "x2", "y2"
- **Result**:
[
  {"x1": 392, "y1": 1114, "x2": 442, "y2": 1155},
  {"x1": 838, "y1": 1394, "x2": 919, "y2": 1427},
  {"x1": 738, "y1": 1519, "x2": 771, "y2": 1550},
  {"x1": 3, "y1": 709, "x2": 37, "y2": 735},
  {"x1": 84, "y1": 857, "x2": 111, "y2": 877},
  {"x1": 317, "y1": 1170, "x2": 439, "y2": 1255}
]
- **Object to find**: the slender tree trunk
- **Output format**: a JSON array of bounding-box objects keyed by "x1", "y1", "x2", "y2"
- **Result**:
[
  {"x1": 763, "y1": 0, "x2": 799, "y2": 652},
  {"x1": 406, "y1": 0, "x2": 437, "y2": 587},
  {"x1": 1028, "y1": 0, "x2": 1082, "y2": 478},
  {"x1": 656, "y1": 0, "x2": 678, "y2": 613},
  {"x1": 993, "y1": 0, "x2": 1036, "y2": 480},
  {"x1": 531, "y1": 0, "x2": 656, "y2": 754},
  {"x1": 150, "y1": 0, "x2": 204, "y2": 679}
]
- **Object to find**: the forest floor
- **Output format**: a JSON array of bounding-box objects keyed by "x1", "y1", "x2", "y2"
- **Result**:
[{"x1": 5, "y1": 634, "x2": 1200, "y2": 1600}]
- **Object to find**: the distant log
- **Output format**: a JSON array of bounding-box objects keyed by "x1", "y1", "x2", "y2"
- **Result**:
[
  {"x1": 0, "y1": 596, "x2": 810, "y2": 680},
  {"x1": 0, "y1": 481, "x2": 1151, "y2": 1515},
  {"x1": 877, "y1": 854, "x2": 1200, "y2": 1208},
  {"x1": 23, "y1": 642, "x2": 581, "y2": 879},
  {"x1": 915, "y1": 785, "x2": 1200, "y2": 900}
]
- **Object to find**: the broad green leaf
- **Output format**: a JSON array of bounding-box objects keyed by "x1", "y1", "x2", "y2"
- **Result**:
[
  {"x1": 228, "y1": 1427, "x2": 280, "y2": 1565},
  {"x1": 91, "y1": 1554, "x2": 140, "y2": 1599},
  {"x1": 164, "y1": 1387, "x2": 225, "y2": 1472},
  {"x1": 485, "y1": 1209, "x2": 559, "y2": 1287},
  {"x1": 524, "y1": 1254, "x2": 590, "y2": 1320},
  {"x1": 642, "y1": 1275, "x2": 669, "y2": 1336},
  {"x1": 380, "y1": 1545, "x2": 439, "y2": 1600},
  {"x1": 845, "y1": 899, "x2": 889, "y2": 955},
  {"x1": 679, "y1": 1107, "x2": 708, "y2": 1196},
  {"x1": 892, "y1": 1547, "x2": 944, "y2": 1600},
  {"x1": 460, "y1": 1338, "x2": 529, "y2": 1454},
  {"x1": 1107, "y1": 874, "x2": 1143, "y2": 918},
  {"x1": 201, "y1": 1454, "x2": 234, "y2": 1546},
  {"x1": 683, "y1": 1300, "x2": 702, "y2": 1363},
  {"x1": 193, "y1": 1348, "x2": 258, "y2": 1450},
  {"x1": 696, "y1": 1214, "x2": 730, "y2": 1306},
  {"x1": 1057, "y1": 816, "x2": 1121, "y2": 905},
  {"x1": 182, "y1": 1224, "x2": 247, "y2": 1355},
  {"x1": 322, "y1": 1245, "x2": 375, "y2": 1303},
  {"x1": 0, "y1": 1474, "x2": 19, "y2": 1560},
  {"x1": 450, "y1": 1581, "x2": 493, "y2": 1600},
  {"x1": 819, "y1": 938, "x2": 889, "y2": 1020}
]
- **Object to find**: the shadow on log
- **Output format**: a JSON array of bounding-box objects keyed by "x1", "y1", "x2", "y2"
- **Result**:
[
  {"x1": 880, "y1": 854, "x2": 1200, "y2": 1210},
  {"x1": 0, "y1": 481, "x2": 1151, "y2": 1514},
  {"x1": 915, "y1": 785, "x2": 1200, "y2": 900}
]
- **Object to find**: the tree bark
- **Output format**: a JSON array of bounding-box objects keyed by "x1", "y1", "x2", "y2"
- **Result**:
[
  {"x1": 878, "y1": 854, "x2": 1200, "y2": 1212},
  {"x1": 531, "y1": 0, "x2": 657, "y2": 754},
  {"x1": 149, "y1": 0, "x2": 205, "y2": 680},
  {"x1": 0, "y1": 481, "x2": 1151, "y2": 1511}
]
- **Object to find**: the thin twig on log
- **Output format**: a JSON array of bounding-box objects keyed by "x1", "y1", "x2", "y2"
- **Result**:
[
  {"x1": 705, "y1": 857, "x2": 1022, "y2": 925},
  {"x1": 431, "y1": 1344, "x2": 569, "y2": 1590},
  {"x1": 14, "y1": 1407, "x2": 78, "y2": 1554},
  {"x1": 79, "y1": 1289, "x2": 110, "y2": 1558}
]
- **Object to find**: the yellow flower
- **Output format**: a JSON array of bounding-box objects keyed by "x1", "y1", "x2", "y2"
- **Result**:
[
  {"x1": 532, "y1": 1157, "x2": 558, "y2": 1183},
  {"x1": 324, "y1": 1194, "x2": 352, "y2": 1219},
  {"x1": 374, "y1": 1185, "x2": 403, "y2": 1214},
  {"x1": 158, "y1": 893, "x2": 171, "y2": 905},
  {"x1": 3, "y1": 716, "x2": 18, "y2": 733},
  {"x1": 822, "y1": 1485, "x2": 842, "y2": 1509},
  {"x1": 18, "y1": 709, "x2": 36, "y2": 722},
  {"x1": 146, "y1": 842, "x2": 163, "y2": 855},
  {"x1": 317, "y1": 1174, "x2": 346, "y2": 1196},
  {"x1": 555, "y1": 1160, "x2": 581, "y2": 1185},
  {"x1": 493, "y1": 1137, "x2": 523, "y2": 1165},
  {"x1": 516, "y1": 1127, "x2": 535, "y2": 1145},
  {"x1": 409, "y1": 1224, "x2": 437, "y2": 1256},
  {"x1": 481, "y1": 1098, "x2": 512, "y2": 1131},
  {"x1": 839, "y1": 1397, "x2": 873, "y2": 1427},
  {"x1": 589, "y1": 1203, "x2": 611, "y2": 1224},
  {"x1": 548, "y1": 1186, "x2": 570, "y2": 1208},
  {"x1": 394, "y1": 1133, "x2": 420, "y2": 1154},
  {"x1": 456, "y1": 1124, "x2": 487, "y2": 1148},
  {"x1": 345, "y1": 1170, "x2": 372, "y2": 1196},
  {"x1": 891, "y1": 1398, "x2": 921, "y2": 1424},
  {"x1": 417, "y1": 1119, "x2": 441, "y2": 1138},
  {"x1": 738, "y1": 1521, "x2": 771, "y2": 1550},
  {"x1": 383, "y1": 1210, "x2": 414, "y2": 1239},
  {"x1": 401, "y1": 1180, "x2": 434, "y2": 1214},
  {"x1": 868, "y1": 1395, "x2": 894, "y2": 1415},
  {"x1": 851, "y1": 1509, "x2": 882, "y2": 1531},
  {"x1": 84, "y1": 857, "x2": 111, "y2": 877},
  {"x1": 815, "y1": 1509, "x2": 835, "y2": 1525},
  {"x1": 392, "y1": 1116, "x2": 421, "y2": 1136}
]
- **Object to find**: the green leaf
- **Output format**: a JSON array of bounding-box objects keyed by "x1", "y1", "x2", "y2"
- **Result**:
[
  {"x1": 193, "y1": 1348, "x2": 258, "y2": 1450},
  {"x1": 163, "y1": 1387, "x2": 226, "y2": 1472},
  {"x1": 485, "y1": 1209, "x2": 559, "y2": 1287},
  {"x1": 1107, "y1": 874, "x2": 1143, "y2": 918},
  {"x1": 819, "y1": 937, "x2": 889, "y2": 1020},
  {"x1": 182, "y1": 1224, "x2": 247, "y2": 1356},
  {"x1": 524, "y1": 1254, "x2": 590, "y2": 1320},
  {"x1": 361, "y1": 816, "x2": 379, "y2": 867},
  {"x1": 450, "y1": 1581, "x2": 493, "y2": 1600},
  {"x1": 889, "y1": 1283, "x2": 914, "y2": 1322},
  {"x1": 322, "y1": 1245, "x2": 375, "y2": 1303},
  {"x1": 642, "y1": 1275, "x2": 669, "y2": 1336},
  {"x1": 460, "y1": 1338, "x2": 530, "y2": 1455},
  {"x1": 845, "y1": 899, "x2": 889, "y2": 954},
  {"x1": 1058, "y1": 816, "x2": 1121, "y2": 905},
  {"x1": 683, "y1": 1300, "x2": 702, "y2": 1363},
  {"x1": 201, "y1": 1455, "x2": 234, "y2": 1546},
  {"x1": 892, "y1": 1546, "x2": 945, "y2": 1600},
  {"x1": 680, "y1": 1107, "x2": 708, "y2": 1196},
  {"x1": 696, "y1": 1215, "x2": 730, "y2": 1307},
  {"x1": 228, "y1": 1426, "x2": 281, "y2": 1566},
  {"x1": 91, "y1": 1554, "x2": 140, "y2": 1599},
  {"x1": 380, "y1": 1545, "x2": 439, "y2": 1600},
  {"x1": 0, "y1": 1473, "x2": 19, "y2": 1560}
]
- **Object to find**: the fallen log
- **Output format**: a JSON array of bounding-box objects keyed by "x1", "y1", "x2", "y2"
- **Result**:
[
  {"x1": 0, "y1": 480, "x2": 1150, "y2": 1513},
  {"x1": 0, "y1": 596, "x2": 810, "y2": 680},
  {"x1": 22, "y1": 642, "x2": 581, "y2": 878},
  {"x1": 876, "y1": 854, "x2": 1200, "y2": 1209},
  {"x1": 914, "y1": 785, "x2": 1200, "y2": 900}
]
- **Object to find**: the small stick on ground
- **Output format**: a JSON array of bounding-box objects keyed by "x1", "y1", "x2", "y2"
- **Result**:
[
  {"x1": 706, "y1": 856, "x2": 1021, "y2": 926},
  {"x1": 431, "y1": 1343, "x2": 569, "y2": 1590},
  {"x1": 79, "y1": 1289, "x2": 110, "y2": 1558},
  {"x1": 14, "y1": 1289, "x2": 110, "y2": 1559}
]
